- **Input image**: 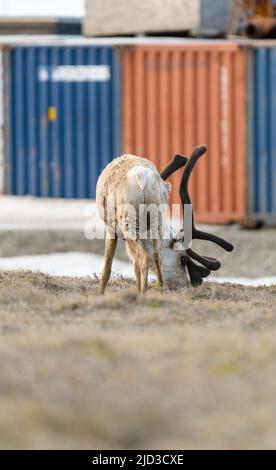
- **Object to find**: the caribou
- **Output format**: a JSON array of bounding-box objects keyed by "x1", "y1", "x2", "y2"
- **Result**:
[{"x1": 96, "y1": 145, "x2": 233, "y2": 294}]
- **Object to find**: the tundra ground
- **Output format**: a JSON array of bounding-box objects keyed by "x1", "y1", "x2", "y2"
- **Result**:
[{"x1": 0, "y1": 271, "x2": 276, "y2": 450}]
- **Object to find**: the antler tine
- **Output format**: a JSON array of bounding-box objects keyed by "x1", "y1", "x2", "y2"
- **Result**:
[
  {"x1": 186, "y1": 249, "x2": 221, "y2": 271},
  {"x1": 179, "y1": 146, "x2": 207, "y2": 210},
  {"x1": 160, "y1": 154, "x2": 188, "y2": 181},
  {"x1": 179, "y1": 145, "x2": 233, "y2": 253},
  {"x1": 193, "y1": 229, "x2": 233, "y2": 252}
]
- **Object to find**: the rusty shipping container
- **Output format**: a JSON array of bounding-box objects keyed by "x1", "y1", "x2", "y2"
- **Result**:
[{"x1": 122, "y1": 42, "x2": 248, "y2": 224}]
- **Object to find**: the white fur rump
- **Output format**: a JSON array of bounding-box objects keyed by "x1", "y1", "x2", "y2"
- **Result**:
[{"x1": 127, "y1": 166, "x2": 170, "y2": 204}]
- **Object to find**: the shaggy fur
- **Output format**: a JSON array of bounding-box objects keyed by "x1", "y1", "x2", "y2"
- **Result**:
[{"x1": 96, "y1": 155, "x2": 188, "y2": 293}]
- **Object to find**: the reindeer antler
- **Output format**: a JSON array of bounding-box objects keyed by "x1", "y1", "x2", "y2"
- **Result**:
[
  {"x1": 179, "y1": 146, "x2": 233, "y2": 252},
  {"x1": 160, "y1": 154, "x2": 188, "y2": 180},
  {"x1": 160, "y1": 147, "x2": 234, "y2": 287},
  {"x1": 178, "y1": 145, "x2": 233, "y2": 286}
]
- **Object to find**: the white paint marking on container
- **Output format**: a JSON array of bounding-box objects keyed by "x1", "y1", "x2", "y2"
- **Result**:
[
  {"x1": 39, "y1": 65, "x2": 111, "y2": 82},
  {"x1": 220, "y1": 65, "x2": 228, "y2": 167}
]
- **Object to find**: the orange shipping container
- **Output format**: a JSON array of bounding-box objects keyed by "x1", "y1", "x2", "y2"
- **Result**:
[{"x1": 122, "y1": 42, "x2": 248, "y2": 224}]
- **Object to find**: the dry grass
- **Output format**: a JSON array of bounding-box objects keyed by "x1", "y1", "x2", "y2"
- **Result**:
[{"x1": 0, "y1": 271, "x2": 276, "y2": 449}]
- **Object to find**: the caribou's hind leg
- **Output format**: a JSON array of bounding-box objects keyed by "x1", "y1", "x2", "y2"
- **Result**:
[
  {"x1": 100, "y1": 232, "x2": 118, "y2": 294},
  {"x1": 137, "y1": 242, "x2": 149, "y2": 294},
  {"x1": 152, "y1": 239, "x2": 163, "y2": 287}
]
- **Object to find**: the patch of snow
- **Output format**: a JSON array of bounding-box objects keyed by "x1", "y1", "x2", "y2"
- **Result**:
[
  {"x1": 209, "y1": 277, "x2": 276, "y2": 288},
  {"x1": 0, "y1": 252, "x2": 133, "y2": 278},
  {"x1": 0, "y1": 196, "x2": 105, "y2": 234},
  {"x1": 0, "y1": 196, "x2": 219, "y2": 236},
  {"x1": 0, "y1": 251, "x2": 275, "y2": 287}
]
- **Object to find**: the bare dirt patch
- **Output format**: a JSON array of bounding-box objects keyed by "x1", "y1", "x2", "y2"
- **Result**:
[{"x1": 0, "y1": 271, "x2": 276, "y2": 449}]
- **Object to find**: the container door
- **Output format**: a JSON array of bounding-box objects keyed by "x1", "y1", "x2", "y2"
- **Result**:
[
  {"x1": 122, "y1": 44, "x2": 248, "y2": 224},
  {"x1": 249, "y1": 47, "x2": 276, "y2": 223},
  {"x1": 6, "y1": 45, "x2": 121, "y2": 198}
]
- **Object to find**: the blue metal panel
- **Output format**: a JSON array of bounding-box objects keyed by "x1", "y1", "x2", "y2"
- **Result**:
[
  {"x1": 39, "y1": 47, "x2": 49, "y2": 197},
  {"x1": 63, "y1": 47, "x2": 74, "y2": 198},
  {"x1": 87, "y1": 48, "x2": 99, "y2": 199},
  {"x1": 6, "y1": 45, "x2": 122, "y2": 198},
  {"x1": 76, "y1": 47, "x2": 86, "y2": 199},
  {"x1": 250, "y1": 47, "x2": 276, "y2": 221},
  {"x1": 27, "y1": 48, "x2": 38, "y2": 196},
  {"x1": 269, "y1": 49, "x2": 276, "y2": 215}
]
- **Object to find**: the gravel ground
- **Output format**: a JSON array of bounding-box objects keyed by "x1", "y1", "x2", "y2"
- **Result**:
[{"x1": 0, "y1": 225, "x2": 275, "y2": 279}]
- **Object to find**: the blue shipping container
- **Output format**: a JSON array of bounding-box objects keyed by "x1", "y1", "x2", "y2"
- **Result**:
[
  {"x1": 249, "y1": 46, "x2": 276, "y2": 222},
  {"x1": 5, "y1": 45, "x2": 121, "y2": 198}
]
